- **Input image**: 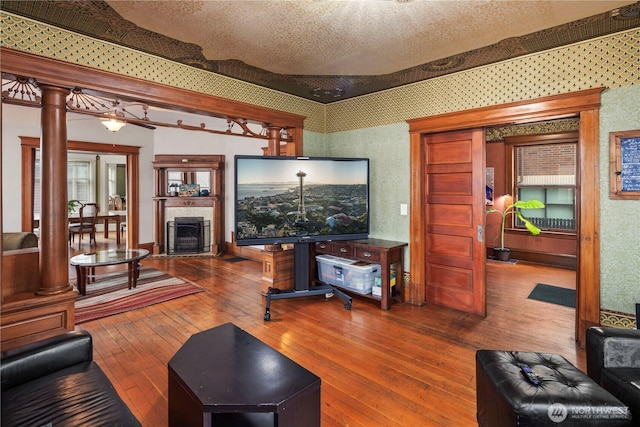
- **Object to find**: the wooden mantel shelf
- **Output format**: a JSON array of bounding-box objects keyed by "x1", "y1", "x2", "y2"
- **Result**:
[{"x1": 154, "y1": 196, "x2": 219, "y2": 208}]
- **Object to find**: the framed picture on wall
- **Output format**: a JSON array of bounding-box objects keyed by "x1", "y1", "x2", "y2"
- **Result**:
[
  {"x1": 609, "y1": 130, "x2": 640, "y2": 200},
  {"x1": 485, "y1": 167, "x2": 495, "y2": 205}
]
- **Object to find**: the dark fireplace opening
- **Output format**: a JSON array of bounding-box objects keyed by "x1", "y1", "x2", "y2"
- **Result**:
[{"x1": 167, "y1": 217, "x2": 211, "y2": 255}]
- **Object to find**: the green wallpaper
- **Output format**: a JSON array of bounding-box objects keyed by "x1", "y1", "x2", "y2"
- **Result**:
[
  {"x1": 305, "y1": 124, "x2": 411, "y2": 256},
  {"x1": 599, "y1": 85, "x2": 640, "y2": 315}
]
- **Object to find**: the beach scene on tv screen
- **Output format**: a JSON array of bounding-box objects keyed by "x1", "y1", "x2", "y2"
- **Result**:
[{"x1": 236, "y1": 158, "x2": 368, "y2": 241}]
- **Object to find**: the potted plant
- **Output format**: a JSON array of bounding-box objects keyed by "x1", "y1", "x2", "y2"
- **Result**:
[
  {"x1": 486, "y1": 197, "x2": 545, "y2": 261},
  {"x1": 68, "y1": 200, "x2": 79, "y2": 215}
]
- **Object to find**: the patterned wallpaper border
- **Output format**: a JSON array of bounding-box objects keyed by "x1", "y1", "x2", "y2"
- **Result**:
[
  {"x1": 325, "y1": 29, "x2": 640, "y2": 133},
  {"x1": 601, "y1": 309, "x2": 637, "y2": 329},
  {"x1": 1, "y1": 12, "x2": 639, "y2": 134},
  {"x1": 0, "y1": 11, "x2": 326, "y2": 132}
]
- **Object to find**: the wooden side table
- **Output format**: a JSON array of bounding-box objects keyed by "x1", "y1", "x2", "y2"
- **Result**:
[{"x1": 314, "y1": 238, "x2": 407, "y2": 310}]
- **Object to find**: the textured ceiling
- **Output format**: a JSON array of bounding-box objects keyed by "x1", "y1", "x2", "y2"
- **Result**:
[{"x1": 2, "y1": 0, "x2": 639, "y2": 103}]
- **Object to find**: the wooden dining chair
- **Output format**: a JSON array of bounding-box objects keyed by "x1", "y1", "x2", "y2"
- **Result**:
[
  {"x1": 112, "y1": 195, "x2": 124, "y2": 211},
  {"x1": 69, "y1": 203, "x2": 99, "y2": 247}
]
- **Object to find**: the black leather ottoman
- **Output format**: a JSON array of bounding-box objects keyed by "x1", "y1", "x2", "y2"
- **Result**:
[{"x1": 476, "y1": 350, "x2": 632, "y2": 426}]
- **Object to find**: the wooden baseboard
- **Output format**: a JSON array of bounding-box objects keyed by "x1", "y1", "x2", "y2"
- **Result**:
[
  {"x1": 227, "y1": 233, "x2": 264, "y2": 262},
  {"x1": 487, "y1": 247, "x2": 576, "y2": 269}
]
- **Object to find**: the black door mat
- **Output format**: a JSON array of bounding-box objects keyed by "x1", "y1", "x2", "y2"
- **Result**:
[{"x1": 528, "y1": 283, "x2": 576, "y2": 308}]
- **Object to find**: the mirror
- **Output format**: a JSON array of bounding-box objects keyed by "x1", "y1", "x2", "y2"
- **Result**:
[{"x1": 165, "y1": 170, "x2": 210, "y2": 196}]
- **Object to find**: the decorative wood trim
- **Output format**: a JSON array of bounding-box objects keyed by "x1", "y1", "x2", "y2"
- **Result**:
[
  {"x1": 577, "y1": 107, "x2": 601, "y2": 345},
  {"x1": 407, "y1": 89, "x2": 603, "y2": 133},
  {"x1": 408, "y1": 88, "x2": 605, "y2": 347},
  {"x1": 20, "y1": 136, "x2": 140, "y2": 153},
  {"x1": 1, "y1": 48, "x2": 306, "y2": 130}
]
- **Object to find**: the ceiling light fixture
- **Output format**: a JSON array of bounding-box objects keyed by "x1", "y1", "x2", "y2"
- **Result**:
[{"x1": 101, "y1": 111, "x2": 126, "y2": 132}]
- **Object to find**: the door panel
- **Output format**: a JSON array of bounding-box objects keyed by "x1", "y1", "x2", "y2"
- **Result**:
[
  {"x1": 424, "y1": 129, "x2": 486, "y2": 316},
  {"x1": 428, "y1": 204, "x2": 473, "y2": 228},
  {"x1": 429, "y1": 173, "x2": 473, "y2": 194},
  {"x1": 428, "y1": 234, "x2": 473, "y2": 258}
]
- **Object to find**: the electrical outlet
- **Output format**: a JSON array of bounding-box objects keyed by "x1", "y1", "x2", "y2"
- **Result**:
[{"x1": 400, "y1": 204, "x2": 408, "y2": 216}]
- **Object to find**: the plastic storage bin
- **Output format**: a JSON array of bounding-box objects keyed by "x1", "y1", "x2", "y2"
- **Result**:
[{"x1": 316, "y1": 254, "x2": 380, "y2": 295}]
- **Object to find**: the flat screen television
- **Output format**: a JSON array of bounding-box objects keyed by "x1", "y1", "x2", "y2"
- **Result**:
[{"x1": 234, "y1": 155, "x2": 370, "y2": 246}]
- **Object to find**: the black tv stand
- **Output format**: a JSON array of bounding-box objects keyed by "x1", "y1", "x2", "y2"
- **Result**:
[{"x1": 264, "y1": 242, "x2": 352, "y2": 321}]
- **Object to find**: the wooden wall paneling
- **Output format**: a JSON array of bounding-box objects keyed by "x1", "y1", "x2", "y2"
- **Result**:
[{"x1": 1, "y1": 292, "x2": 76, "y2": 351}]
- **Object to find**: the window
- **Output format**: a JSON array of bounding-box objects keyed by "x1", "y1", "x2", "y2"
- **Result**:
[
  {"x1": 33, "y1": 157, "x2": 94, "y2": 216},
  {"x1": 506, "y1": 132, "x2": 578, "y2": 233},
  {"x1": 67, "y1": 160, "x2": 92, "y2": 202},
  {"x1": 107, "y1": 163, "x2": 118, "y2": 200}
]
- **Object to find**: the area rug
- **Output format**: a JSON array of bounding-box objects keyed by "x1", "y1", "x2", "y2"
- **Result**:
[
  {"x1": 527, "y1": 283, "x2": 576, "y2": 308},
  {"x1": 74, "y1": 267, "x2": 202, "y2": 324}
]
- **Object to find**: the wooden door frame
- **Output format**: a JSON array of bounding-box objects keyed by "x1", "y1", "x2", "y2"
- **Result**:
[
  {"x1": 408, "y1": 88, "x2": 604, "y2": 346},
  {"x1": 20, "y1": 137, "x2": 140, "y2": 248}
]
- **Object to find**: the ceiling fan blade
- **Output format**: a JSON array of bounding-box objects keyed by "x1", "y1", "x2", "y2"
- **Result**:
[{"x1": 132, "y1": 122, "x2": 156, "y2": 130}]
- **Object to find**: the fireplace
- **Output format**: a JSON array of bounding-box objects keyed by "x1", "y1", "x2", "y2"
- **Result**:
[{"x1": 167, "y1": 217, "x2": 211, "y2": 255}]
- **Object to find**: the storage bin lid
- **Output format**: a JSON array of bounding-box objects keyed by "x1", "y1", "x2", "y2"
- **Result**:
[{"x1": 316, "y1": 254, "x2": 380, "y2": 273}]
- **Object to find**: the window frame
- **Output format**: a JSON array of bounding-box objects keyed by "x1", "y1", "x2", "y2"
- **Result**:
[
  {"x1": 34, "y1": 156, "x2": 95, "y2": 217},
  {"x1": 504, "y1": 131, "x2": 579, "y2": 235}
]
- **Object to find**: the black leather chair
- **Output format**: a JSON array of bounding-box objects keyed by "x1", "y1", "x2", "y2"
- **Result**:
[
  {"x1": 586, "y1": 326, "x2": 640, "y2": 422},
  {"x1": 1, "y1": 330, "x2": 140, "y2": 427},
  {"x1": 476, "y1": 349, "x2": 632, "y2": 426}
]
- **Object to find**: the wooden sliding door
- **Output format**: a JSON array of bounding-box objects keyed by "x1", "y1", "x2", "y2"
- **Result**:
[{"x1": 424, "y1": 129, "x2": 486, "y2": 316}]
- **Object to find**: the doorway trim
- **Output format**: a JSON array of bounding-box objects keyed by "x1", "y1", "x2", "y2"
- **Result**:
[
  {"x1": 407, "y1": 88, "x2": 604, "y2": 346},
  {"x1": 20, "y1": 137, "x2": 140, "y2": 248}
]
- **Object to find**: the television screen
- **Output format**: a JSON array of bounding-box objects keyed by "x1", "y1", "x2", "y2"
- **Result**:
[{"x1": 234, "y1": 156, "x2": 370, "y2": 246}]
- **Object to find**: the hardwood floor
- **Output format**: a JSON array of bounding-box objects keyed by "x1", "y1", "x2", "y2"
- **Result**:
[{"x1": 70, "y1": 236, "x2": 582, "y2": 426}]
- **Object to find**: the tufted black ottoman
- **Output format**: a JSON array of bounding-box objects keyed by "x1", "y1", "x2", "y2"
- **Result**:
[{"x1": 476, "y1": 350, "x2": 632, "y2": 426}]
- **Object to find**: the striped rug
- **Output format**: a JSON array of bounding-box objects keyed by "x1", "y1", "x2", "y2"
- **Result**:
[{"x1": 74, "y1": 267, "x2": 202, "y2": 324}]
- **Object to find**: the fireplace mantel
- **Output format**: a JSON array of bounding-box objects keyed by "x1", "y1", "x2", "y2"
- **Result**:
[
  {"x1": 157, "y1": 196, "x2": 220, "y2": 208},
  {"x1": 153, "y1": 155, "x2": 225, "y2": 255}
]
